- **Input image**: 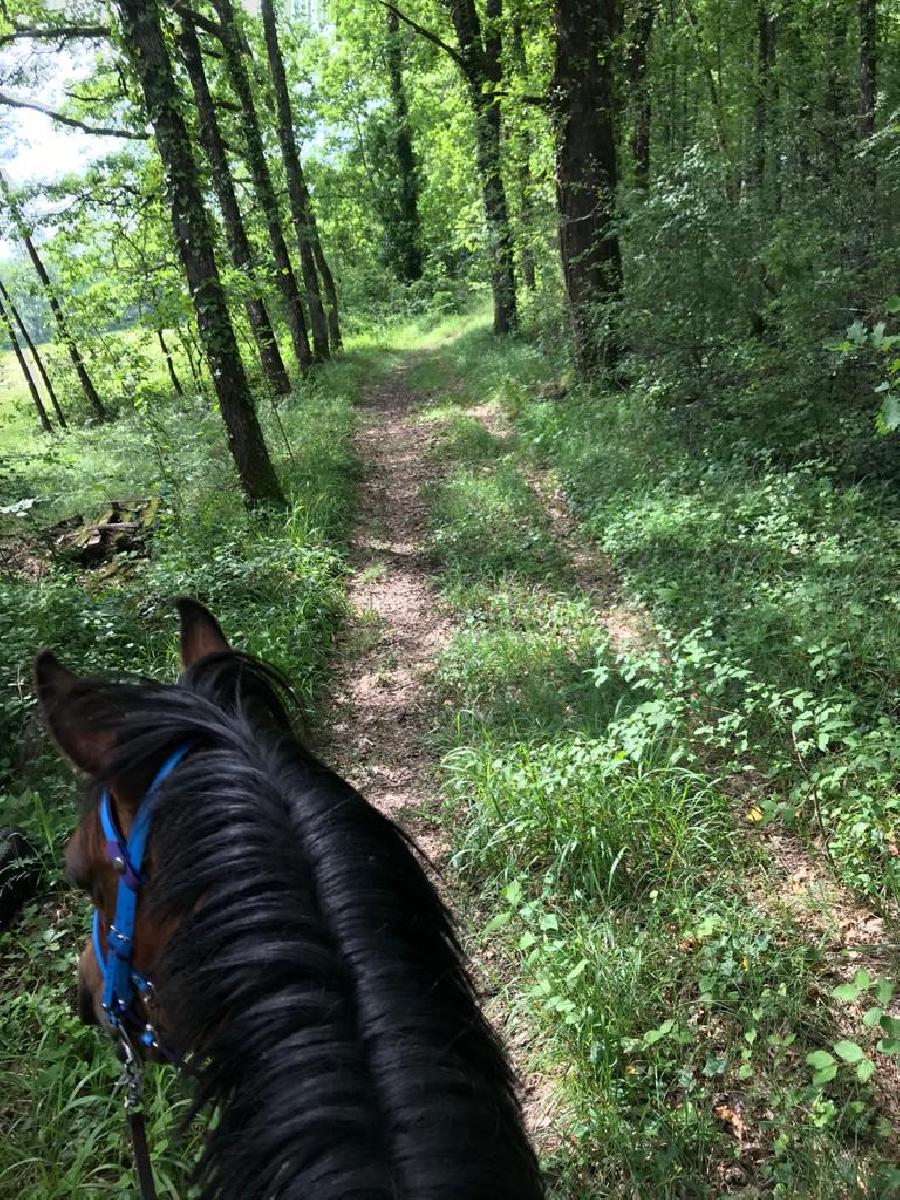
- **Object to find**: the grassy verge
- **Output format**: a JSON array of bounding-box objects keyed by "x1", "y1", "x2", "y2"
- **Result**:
[
  {"x1": 0, "y1": 346, "x2": 370, "y2": 1197},
  {"x1": 413, "y1": 322, "x2": 900, "y2": 1197}
]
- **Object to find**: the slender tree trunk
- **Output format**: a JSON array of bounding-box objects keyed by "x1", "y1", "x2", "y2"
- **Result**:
[
  {"x1": 177, "y1": 14, "x2": 291, "y2": 395},
  {"x1": 260, "y1": 0, "x2": 330, "y2": 359},
  {"x1": 116, "y1": 0, "x2": 284, "y2": 507},
  {"x1": 825, "y1": 2, "x2": 849, "y2": 178},
  {"x1": 626, "y1": 0, "x2": 656, "y2": 190},
  {"x1": 0, "y1": 171, "x2": 104, "y2": 420},
  {"x1": 858, "y1": 0, "x2": 877, "y2": 196},
  {"x1": 754, "y1": 1, "x2": 775, "y2": 189},
  {"x1": 0, "y1": 288, "x2": 52, "y2": 432},
  {"x1": 510, "y1": 21, "x2": 536, "y2": 289},
  {"x1": 385, "y1": 4, "x2": 424, "y2": 283},
  {"x1": 157, "y1": 329, "x2": 184, "y2": 398},
  {"x1": 211, "y1": 0, "x2": 312, "y2": 374},
  {"x1": 0, "y1": 276, "x2": 66, "y2": 428},
  {"x1": 553, "y1": 0, "x2": 623, "y2": 375},
  {"x1": 179, "y1": 328, "x2": 204, "y2": 392},
  {"x1": 312, "y1": 235, "x2": 342, "y2": 351},
  {"x1": 446, "y1": 0, "x2": 517, "y2": 335}
]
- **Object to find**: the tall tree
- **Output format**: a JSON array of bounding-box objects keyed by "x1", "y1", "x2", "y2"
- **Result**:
[
  {"x1": 0, "y1": 285, "x2": 52, "y2": 432},
  {"x1": 626, "y1": 0, "x2": 657, "y2": 190},
  {"x1": 0, "y1": 276, "x2": 66, "y2": 428},
  {"x1": 177, "y1": 13, "x2": 292, "y2": 395},
  {"x1": 754, "y1": 1, "x2": 775, "y2": 189},
  {"x1": 210, "y1": 0, "x2": 313, "y2": 374},
  {"x1": 858, "y1": 0, "x2": 877, "y2": 198},
  {"x1": 509, "y1": 19, "x2": 536, "y2": 290},
  {"x1": 0, "y1": 171, "x2": 105, "y2": 420},
  {"x1": 552, "y1": 0, "x2": 623, "y2": 374},
  {"x1": 444, "y1": 0, "x2": 518, "y2": 334},
  {"x1": 260, "y1": 0, "x2": 331, "y2": 360},
  {"x1": 116, "y1": 0, "x2": 284, "y2": 506},
  {"x1": 384, "y1": 4, "x2": 423, "y2": 283}
]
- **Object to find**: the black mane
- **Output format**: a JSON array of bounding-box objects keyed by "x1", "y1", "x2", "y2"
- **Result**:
[{"x1": 77, "y1": 652, "x2": 543, "y2": 1199}]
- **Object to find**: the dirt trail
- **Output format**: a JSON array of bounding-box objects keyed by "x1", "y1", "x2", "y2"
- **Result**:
[
  {"x1": 318, "y1": 356, "x2": 559, "y2": 1147},
  {"x1": 321, "y1": 361, "x2": 451, "y2": 861}
]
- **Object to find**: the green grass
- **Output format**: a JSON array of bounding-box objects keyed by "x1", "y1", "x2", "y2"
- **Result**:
[
  {"x1": 0, "y1": 335, "x2": 375, "y2": 1197},
  {"x1": 412, "y1": 322, "x2": 900, "y2": 1198}
]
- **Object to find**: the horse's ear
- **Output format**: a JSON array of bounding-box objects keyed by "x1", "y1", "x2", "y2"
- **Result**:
[
  {"x1": 33, "y1": 650, "x2": 113, "y2": 775},
  {"x1": 177, "y1": 597, "x2": 230, "y2": 668}
]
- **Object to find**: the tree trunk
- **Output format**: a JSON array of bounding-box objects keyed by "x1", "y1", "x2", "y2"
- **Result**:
[
  {"x1": 446, "y1": 0, "x2": 517, "y2": 335},
  {"x1": 157, "y1": 329, "x2": 184, "y2": 398},
  {"x1": 385, "y1": 4, "x2": 424, "y2": 283},
  {"x1": 313, "y1": 236, "x2": 342, "y2": 351},
  {"x1": 754, "y1": 1, "x2": 775, "y2": 189},
  {"x1": 858, "y1": 0, "x2": 877, "y2": 143},
  {"x1": 510, "y1": 21, "x2": 536, "y2": 289},
  {"x1": 0, "y1": 171, "x2": 104, "y2": 421},
  {"x1": 211, "y1": 0, "x2": 312, "y2": 375},
  {"x1": 626, "y1": 0, "x2": 656, "y2": 190},
  {"x1": 177, "y1": 14, "x2": 291, "y2": 395},
  {"x1": 260, "y1": 0, "x2": 330, "y2": 359},
  {"x1": 116, "y1": 0, "x2": 284, "y2": 507},
  {"x1": 553, "y1": 0, "x2": 623, "y2": 375},
  {"x1": 0, "y1": 276, "x2": 66, "y2": 428},
  {"x1": 858, "y1": 0, "x2": 877, "y2": 201},
  {"x1": 0, "y1": 287, "x2": 52, "y2": 432}
]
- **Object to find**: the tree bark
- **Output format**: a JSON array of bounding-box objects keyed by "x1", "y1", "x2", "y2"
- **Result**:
[
  {"x1": 260, "y1": 0, "x2": 330, "y2": 359},
  {"x1": 445, "y1": 0, "x2": 517, "y2": 334},
  {"x1": 116, "y1": 0, "x2": 284, "y2": 507},
  {"x1": 0, "y1": 170, "x2": 104, "y2": 420},
  {"x1": 626, "y1": 0, "x2": 656, "y2": 190},
  {"x1": 210, "y1": 0, "x2": 312, "y2": 375},
  {"x1": 553, "y1": 0, "x2": 623, "y2": 375},
  {"x1": 385, "y1": 4, "x2": 424, "y2": 283},
  {"x1": 0, "y1": 286, "x2": 52, "y2": 432},
  {"x1": 0, "y1": 276, "x2": 66, "y2": 427},
  {"x1": 177, "y1": 14, "x2": 292, "y2": 395}
]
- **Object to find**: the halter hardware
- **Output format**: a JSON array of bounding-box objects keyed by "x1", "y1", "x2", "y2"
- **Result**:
[{"x1": 91, "y1": 744, "x2": 191, "y2": 1200}]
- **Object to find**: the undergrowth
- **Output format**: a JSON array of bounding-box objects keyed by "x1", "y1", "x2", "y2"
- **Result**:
[
  {"x1": 419, "y1": 324, "x2": 900, "y2": 1197},
  {"x1": 0, "y1": 347, "x2": 367, "y2": 1197}
]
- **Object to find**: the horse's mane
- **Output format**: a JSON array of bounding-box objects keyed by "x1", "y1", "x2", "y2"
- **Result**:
[{"x1": 75, "y1": 652, "x2": 543, "y2": 1200}]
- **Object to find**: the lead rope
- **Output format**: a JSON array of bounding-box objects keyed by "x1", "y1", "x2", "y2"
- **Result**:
[{"x1": 120, "y1": 1022, "x2": 158, "y2": 1199}]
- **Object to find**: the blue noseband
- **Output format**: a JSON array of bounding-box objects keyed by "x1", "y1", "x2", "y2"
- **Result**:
[{"x1": 93, "y1": 744, "x2": 191, "y2": 1042}]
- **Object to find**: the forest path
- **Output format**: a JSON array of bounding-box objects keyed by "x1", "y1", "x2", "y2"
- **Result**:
[
  {"x1": 316, "y1": 347, "x2": 551, "y2": 1138},
  {"x1": 319, "y1": 353, "x2": 452, "y2": 860}
]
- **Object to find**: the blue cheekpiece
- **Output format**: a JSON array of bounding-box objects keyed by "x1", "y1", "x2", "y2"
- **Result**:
[{"x1": 93, "y1": 744, "x2": 192, "y2": 1039}]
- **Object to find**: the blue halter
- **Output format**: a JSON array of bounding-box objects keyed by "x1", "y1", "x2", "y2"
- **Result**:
[{"x1": 92, "y1": 745, "x2": 191, "y2": 1041}]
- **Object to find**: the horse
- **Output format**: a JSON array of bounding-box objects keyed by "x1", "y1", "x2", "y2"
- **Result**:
[{"x1": 35, "y1": 598, "x2": 544, "y2": 1200}]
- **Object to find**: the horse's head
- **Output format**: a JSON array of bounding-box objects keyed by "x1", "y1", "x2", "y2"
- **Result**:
[{"x1": 34, "y1": 599, "x2": 231, "y2": 1047}]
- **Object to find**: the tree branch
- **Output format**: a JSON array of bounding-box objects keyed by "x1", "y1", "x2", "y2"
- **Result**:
[
  {"x1": 0, "y1": 23, "x2": 111, "y2": 46},
  {"x1": 0, "y1": 92, "x2": 148, "y2": 139},
  {"x1": 375, "y1": 0, "x2": 463, "y2": 68},
  {"x1": 172, "y1": 1, "x2": 224, "y2": 40}
]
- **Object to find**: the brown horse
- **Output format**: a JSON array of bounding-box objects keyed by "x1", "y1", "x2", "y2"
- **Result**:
[{"x1": 36, "y1": 599, "x2": 544, "y2": 1200}]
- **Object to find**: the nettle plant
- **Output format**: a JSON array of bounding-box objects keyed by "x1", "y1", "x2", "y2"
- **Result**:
[{"x1": 826, "y1": 295, "x2": 900, "y2": 433}]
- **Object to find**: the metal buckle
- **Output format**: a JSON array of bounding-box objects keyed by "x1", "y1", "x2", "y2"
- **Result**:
[{"x1": 116, "y1": 1025, "x2": 145, "y2": 1113}]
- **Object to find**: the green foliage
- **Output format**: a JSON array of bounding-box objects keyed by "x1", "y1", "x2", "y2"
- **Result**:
[
  {"x1": 0, "y1": 339, "x2": 363, "y2": 1196},
  {"x1": 416, "y1": 326, "x2": 900, "y2": 1196}
]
